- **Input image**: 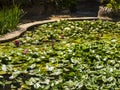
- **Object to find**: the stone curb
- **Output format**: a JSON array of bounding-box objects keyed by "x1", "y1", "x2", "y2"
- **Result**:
[{"x1": 0, "y1": 17, "x2": 111, "y2": 43}]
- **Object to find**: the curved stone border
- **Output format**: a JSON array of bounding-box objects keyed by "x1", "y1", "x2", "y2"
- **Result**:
[{"x1": 0, "y1": 17, "x2": 111, "y2": 43}]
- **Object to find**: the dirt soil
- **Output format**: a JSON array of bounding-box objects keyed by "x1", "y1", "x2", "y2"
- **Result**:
[{"x1": 21, "y1": 1, "x2": 100, "y2": 23}]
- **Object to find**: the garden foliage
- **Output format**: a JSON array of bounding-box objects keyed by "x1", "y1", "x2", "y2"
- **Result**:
[
  {"x1": 107, "y1": 0, "x2": 120, "y2": 11},
  {"x1": 0, "y1": 5, "x2": 23, "y2": 35},
  {"x1": 103, "y1": 0, "x2": 120, "y2": 11},
  {"x1": 0, "y1": 20, "x2": 120, "y2": 89}
]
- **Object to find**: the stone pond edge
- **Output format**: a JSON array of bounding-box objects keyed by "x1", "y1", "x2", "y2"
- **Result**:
[{"x1": 0, "y1": 17, "x2": 112, "y2": 43}]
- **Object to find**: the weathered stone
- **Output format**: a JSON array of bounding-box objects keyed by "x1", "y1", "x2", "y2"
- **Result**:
[
  {"x1": 98, "y1": 6, "x2": 120, "y2": 18},
  {"x1": 98, "y1": 6, "x2": 113, "y2": 18}
]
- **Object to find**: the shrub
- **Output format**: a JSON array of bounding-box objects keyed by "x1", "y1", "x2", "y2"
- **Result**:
[
  {"x1": 102, "y1": 0, "x2": 120, "y2": 11},
  {"x1": 107, "y1": 0, "x2": 120, "y2": 11},
  {"x1": 98, "y1": 0, "x2": 120, "y2": 18}
]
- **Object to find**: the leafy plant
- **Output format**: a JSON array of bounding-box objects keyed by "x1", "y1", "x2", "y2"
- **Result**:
[
  {"x1": 0, "y1": 5, "x2": 23, "y2": 35},
  {"x1": 105, "y1": 0, "x2": 120, "y2": 11},
  {"x1": 103, "y1": 0, "x2": 120, "y2": 13}
]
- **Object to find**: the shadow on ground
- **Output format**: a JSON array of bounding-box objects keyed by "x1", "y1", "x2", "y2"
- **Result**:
[{"x1": 21, "y1": 1, "x2": 100, "y2": 23}]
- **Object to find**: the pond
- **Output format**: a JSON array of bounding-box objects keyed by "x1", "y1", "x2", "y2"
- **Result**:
[{"x1": 0, "y1": 20, "x2": 120, "y2": 89}]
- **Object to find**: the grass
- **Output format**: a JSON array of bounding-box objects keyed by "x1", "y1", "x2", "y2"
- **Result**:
[{"x1": 0, "y1": 5, "x2": 23, "y2": 35}]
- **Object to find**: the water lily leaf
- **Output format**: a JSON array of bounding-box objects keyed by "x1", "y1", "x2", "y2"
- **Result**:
[
  {"x1": 34, "y1": 82, "x2": 41, "y2": 89},
  {"x1": 46, "y1": 64, "x2": 54, "y2": 72},
  {"x1": 40, "y1": 79, "x2": 50, "y2": 85},
  {"x1": 51, "y1": 69, "x2": 63, "y2": 76},
  {"x1": 29, "y1": 64, "x2": 36, "y2": 69},
  {"x1": 9, "y1": 71, "x2": 21, "y2": 79},
  {"x1": 2, "y1": 65, "x2": 7, "y2": 72},
  {"x1": 0, "y1": 20, "x2": 120, "y2": 89}
]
